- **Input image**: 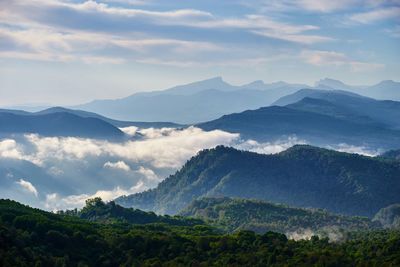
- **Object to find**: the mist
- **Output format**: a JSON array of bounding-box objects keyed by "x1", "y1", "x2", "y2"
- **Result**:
[{"x1": 0, "y1": 127, "x2": 384, "y2": 211}]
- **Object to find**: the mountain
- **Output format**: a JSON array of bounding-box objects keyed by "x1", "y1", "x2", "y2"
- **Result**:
[
  {"x1": 316, "y1": 78, "x2": 400, "y2": 101},
  {"x1": 116, "y1": 145, "x2": 400, "y2": 217},
  {"x1": 363, "y1": 80, "x2": 400, "y2": 100},
  {"x1": 75, "y1": 77, "x2": 307, "y2": 124},
  {"x1": 273, "y1": 89, "x2": 400, "y2": 130},
  {"x1": 158, "y1": 76, "x2": 238, "y2": 95},
  {"x1": 0, "y1": 111, "x2": 124, "y2": 139},
  {"x1": 2, "y1": 199, "x2": 399, "y2": 266},
  {"x1": 272, "y1": 89, "x2": 364, "y2": 106},
  {"x1": 197, "y1": 105, "x2": 400, "y2": 149},
  {"x1": 3, "y1": 107, "x2": 181, "y2": 128},
  {"x1": 180, "y1": 197, "x2": 378, "y2": 237},
  {"x1": 315, "y1": 78, "x2": 365, "y2": 91}
]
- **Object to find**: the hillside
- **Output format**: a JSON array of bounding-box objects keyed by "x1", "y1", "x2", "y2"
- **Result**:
[
  {"x1": 180, "y1": 197, "x2": 378, "y2": 237},
  {"x1": 316, "y1": 78, "x2": 400, "y2": 101},
  {"x1": 0, "y1": 112, "x2": 124, "y2": 139},
  {"x1": 197, "y1": 105, "x2": 400, "y2": 149},
  {"x1": 60, "y1": 197, "x2": 203, "y2": 226},
  {"x1": 116, "y1": 145, "x2": 400, "y2": 217},
  {"x1": 273, "y1": 89, "x2": 400, "y2": 129},
  {"x1": 1, "y1": 199, "x2": 400, "y2": 266},
  {"x1": 2, "y1": 107, "x2": 181, "y2": 129}
]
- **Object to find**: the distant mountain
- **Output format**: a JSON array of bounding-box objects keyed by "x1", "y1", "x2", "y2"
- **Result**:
[
  {"x1": 315, "y1": 78, "x2": 366, "y2": 91},
  {"x1": 75, "y1": 77, "x2": 308, "y2": 123},
  {"x1": 316, "y1": 78, "x2": 400, "y2": 101},
  {"x1": 273, "y1": 89, "x2": 400, "y2": 130},
  {"x1": 35, "y1": 107, "x2": 182, "y2": 128},
  {"x1": 180, "y1": 197, "x2": 378, "y2": 235},
  {"x1": 116, "y1": 145, "x2": 400, "y2": 217},
  {"x1": 197, "y1": 104, "x2": 400, "y2": 149},
  {"x1": 272, "y1": 89, "x2": 363, "y2": 106},
  {"x1": 0, "y1": 111, "x2": 124, "y2": 139}
]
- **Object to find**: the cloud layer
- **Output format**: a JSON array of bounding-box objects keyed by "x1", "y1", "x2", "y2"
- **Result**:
[{"x1": 0, "y1": 126, "x2": 385, "y2": 211}]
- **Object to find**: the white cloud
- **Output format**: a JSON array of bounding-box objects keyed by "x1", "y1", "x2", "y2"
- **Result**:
[
  {"x1": 252, "y1": 30, "x2": 334, "y2": 44},
  {"x1": 0, "y1": 127, "x2": 239, "y2": 169},
  {"x1": 256, "y1": 0, "x2": 361, "y2": 13},
  {"x1": 136, "y1": 166, "x2": 159, "y2": 181},
  {"x1": 296, "y1": 0, "x2": 359, "y2": 12},
  {"x1": 104, "y1": 160, "x2": 131, "y2": 171},
  {"x1": 328, "y1": 143, "x2": 383, "y2": 156},
  {"x1": 0, "y1": 139, "x2": 23, "y2": 159},
  {"x1": 16, "y1": 179, "x2": 38, "y2": 197},
  {"x1": 234, "y1": 137, "x2": 307, "y2": 154},
  {"x1": 44, "y1": 180, "x2": 147, "y2": 211},
  {"x1": 350, "y1": 7, "x2": 400, "y2": 24},
  {"x1": 301, "y1": 50, "x2": 385, "y2": 72},
  {"x1": 120, "y1": 126, "x2": 139, "y2": 136}
]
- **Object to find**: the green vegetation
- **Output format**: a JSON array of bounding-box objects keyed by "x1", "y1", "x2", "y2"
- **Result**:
[
  {"x1": 180, "y1": 197, "x2": 379, "y2": 238},
  {"x1": 58, "y1": 197, "x2": 203, "y2": 226},
  {"x1": 1, "y1": 199, "x2": 400, "y2": 266},
  {"x1": 116, "y1": 145, "x2": 400, "y2": 217}
]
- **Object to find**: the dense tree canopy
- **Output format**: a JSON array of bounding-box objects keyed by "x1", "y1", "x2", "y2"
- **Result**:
[{"x1": 1, "y1": 199, "x2": 400, "y2": 266}]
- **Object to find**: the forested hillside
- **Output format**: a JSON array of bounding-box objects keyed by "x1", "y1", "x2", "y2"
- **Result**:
[
  {"x1": 180, "y1": 197, "x2": 379, "y2": 237},
  {"x1": 116, "y1": 145, "x2": 400, "y2": 217},
  {"x1": 1, "y1": 199, "x2": 400, "y2": 266}
]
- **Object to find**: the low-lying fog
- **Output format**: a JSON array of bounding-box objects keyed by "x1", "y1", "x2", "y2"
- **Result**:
[{"x1": 0, "y1": 126, "x2": 382, "y2": 211}]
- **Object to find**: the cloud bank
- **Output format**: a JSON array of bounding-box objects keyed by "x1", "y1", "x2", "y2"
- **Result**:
[{"x1": 0, "y1": 126, "x2": 386, "y2": 211}]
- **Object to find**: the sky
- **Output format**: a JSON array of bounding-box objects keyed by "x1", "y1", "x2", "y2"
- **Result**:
[{"x1": 0, "y1": 0, "x2": 399, "y2": 106}]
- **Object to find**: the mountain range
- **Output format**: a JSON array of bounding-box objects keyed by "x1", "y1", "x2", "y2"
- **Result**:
[
  {"x1": 115, "y1": 145, "x2": 400, "y2": 217},
  {"x1": 198, "y1": 90, "x2": 400, "y2": 149},
  {"x1": 71, "y1": 77, "x2": 399, "y2": 124},
  {"x1": 0, "y1": 111, "x2": 124, "y2": 139},
  {"x1": 74, "y1": 77, "x2": 307, "y2": 124},
  {"x1": 0, "y1": 107, "x2": 181, "y2": 139}
]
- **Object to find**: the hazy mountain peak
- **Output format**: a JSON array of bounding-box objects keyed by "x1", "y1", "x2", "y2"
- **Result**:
[
  {"x1": 372, "y1": 80, "x2": 398, "y2": 87},
  {"x1": 160, "y1": 76, "x2": 235, "y2": 96},
  {"x1": 316, "y1": 78, "x2": 349, "y2": 89},
  {"x1": 242, "y1": 80, "x2": 265, "y2": 87}
]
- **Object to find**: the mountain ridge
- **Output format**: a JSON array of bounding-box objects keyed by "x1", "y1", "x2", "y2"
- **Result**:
[{"x1": 115, "y1": 145, "x2": 400, "y2": 217}]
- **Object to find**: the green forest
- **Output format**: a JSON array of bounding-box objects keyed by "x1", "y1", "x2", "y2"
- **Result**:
[{"x1": 1, "y1": 198, "x2": 400, "y2": 267}]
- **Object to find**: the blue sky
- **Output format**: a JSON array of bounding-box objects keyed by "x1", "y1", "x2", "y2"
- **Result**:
[{"x1": 0, "y1": 0, "x2": 399, "y2": 106}]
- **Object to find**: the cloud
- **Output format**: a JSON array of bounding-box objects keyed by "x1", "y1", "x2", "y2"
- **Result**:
[
  {"x1": 252, "y1": 30, "x2": 333, "y2": 44},
  {"x1": 328, "y1": 143, "x2": 383, "y2": 156},
  {"x1": 0, "y1": 0, "x2": 334, "y2": 66},
  {"x1": 301, "y1": 50, "x2": 385, "y2": 72},
  {"x1": 0, "y1": 127, "x2": 389, "y2": 211},
  {"x1": 0, "y1": 139, "x2": 23, "y2": 159},
  {"x1": 234, "y1": 137, "x2": 307, "y2": 154},
  {"x1": 16, "y1": 179, "x2": 38, "y2": 197},
  {"x1": 255, "y1": 0, "x2": 363, "y2": 13},
  {"x1": 136, "y1": 166, "x2": 159, "y2": 181},
  {"x1": 44, "y1": 181, "x2": 147, "y2": 211},
  {"x1": 104, "y1": 160, "x2": 131, "y2": 171},
  {"x1": 350, "y1": 7, "x2": 400, "y2": 24}
]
